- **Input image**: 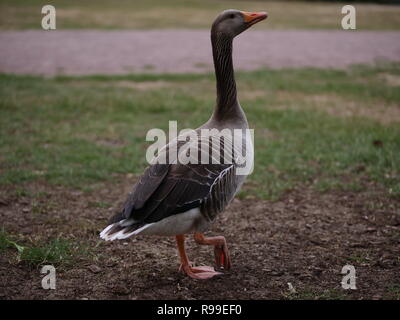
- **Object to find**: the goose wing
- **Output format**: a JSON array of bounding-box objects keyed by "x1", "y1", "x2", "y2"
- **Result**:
[
  {"x1": 113, "y1": 162, "x2": 236, "y2": 225},
  {"x1": 110, "y1": 134, "x2": 239, "y2": 225}
]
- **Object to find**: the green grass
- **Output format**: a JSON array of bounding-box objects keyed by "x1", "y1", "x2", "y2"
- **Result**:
[
  {"x1": 1, "y1": 0, "x2": 400, "y2": 30},
  {"x1": 283, "y1": 288, "x2": 347, "y2": 300},
  {"x1": 0, "y1": 228, "x2": 12, "y2": 251},
  {"x1": 387, "y1": 284, "x2": 400, "y2": 299},
  {"x1": 19, "y1": 238, "x2": 80, "y2": 266},
  {"x1": 346, "y1": 252, "x2": 371, "y2": 264},
  {"x1": 0, "y1": 229, "x2": 86, "y2": 267},
  {"x1": 88, "y1": 201, "x2": 112, "y2": 209},
  {"x1": 0, "y1": 63, "x2": 399, "y2": 200}
]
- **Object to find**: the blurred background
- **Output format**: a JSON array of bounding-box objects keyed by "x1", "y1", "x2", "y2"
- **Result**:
[
  {"x1": 1, "y1": 0, "x2": 400, "y2": 30},
  {"x1": 0, "y1": 0, "x2": 400, "y2": 300}
]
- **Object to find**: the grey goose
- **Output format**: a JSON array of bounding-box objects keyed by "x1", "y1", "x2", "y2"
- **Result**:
[{"x1": 100, "y1": 9, "x2": 268, "y2": 279}]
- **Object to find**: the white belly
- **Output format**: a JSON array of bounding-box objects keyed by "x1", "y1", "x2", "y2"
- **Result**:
[{"x1": 138, "y1": 208, "x2": 210, "y2": 236}]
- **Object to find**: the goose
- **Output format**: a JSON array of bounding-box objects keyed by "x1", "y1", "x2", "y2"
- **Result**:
[{"x1": 100, "y1": 9, "x2": 268, "y2": 279}]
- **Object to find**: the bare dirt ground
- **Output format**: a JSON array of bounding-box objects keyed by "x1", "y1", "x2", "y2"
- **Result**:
[
  {"x1": 0, "y1": 30, "x2": 400, "y2": 75},
  {"x1": 0, "y1": 177, "x2": 399, "y2": 300}
]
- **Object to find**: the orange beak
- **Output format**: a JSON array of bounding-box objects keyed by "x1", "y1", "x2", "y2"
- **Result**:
[{"x1": 241, "y1": 11, "x2": 268, "y2": 26}]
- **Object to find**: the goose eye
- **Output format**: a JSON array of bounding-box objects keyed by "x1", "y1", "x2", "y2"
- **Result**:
[{"x1": 229, "y1": 14, "x2": 235, "y2": 19}]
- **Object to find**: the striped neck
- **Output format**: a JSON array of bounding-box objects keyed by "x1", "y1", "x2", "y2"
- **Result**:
[{"x1": 211, "y1": 33, "x2": 239, "y2": 121}]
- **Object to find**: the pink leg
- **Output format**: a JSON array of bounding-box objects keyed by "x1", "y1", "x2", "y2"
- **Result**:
[
  {"x1": 194, "y1": 232, "x2": 231, "y2": 270},
  {"x1": 176, "y1": 234, "x2": 222, "y2": 280}
]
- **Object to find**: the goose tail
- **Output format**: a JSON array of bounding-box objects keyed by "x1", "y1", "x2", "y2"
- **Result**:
[{"x1": 99, "y1": 218, "x2": 153, "y2": 241}]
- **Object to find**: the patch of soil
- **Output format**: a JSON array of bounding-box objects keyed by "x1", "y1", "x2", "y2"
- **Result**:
[{"x1": 0, "y1": 177, "x2": 399, "y2": 300}]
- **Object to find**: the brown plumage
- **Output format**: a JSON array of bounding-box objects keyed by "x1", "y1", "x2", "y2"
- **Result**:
[{"x1": 100, "y1": 9, "x2": 268, "y2": 279}]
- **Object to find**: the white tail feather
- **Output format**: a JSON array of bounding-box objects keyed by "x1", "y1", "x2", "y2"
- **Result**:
[{"x1": 99, "y1": 219, "x2": 154, "y2": 241}]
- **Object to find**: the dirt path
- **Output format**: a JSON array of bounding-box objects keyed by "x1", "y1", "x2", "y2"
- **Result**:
[
  {"x1": 0, "y1": 30, "x2": 399, "y2": 75},
  {"x1": 0, "y1": 179, "x2": 399, "y2": 300}
]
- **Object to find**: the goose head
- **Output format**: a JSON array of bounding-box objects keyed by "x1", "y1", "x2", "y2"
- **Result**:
[{"x1": 211, "y1": 9, "x2": 268, "y2": 39}]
